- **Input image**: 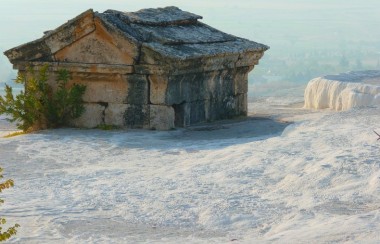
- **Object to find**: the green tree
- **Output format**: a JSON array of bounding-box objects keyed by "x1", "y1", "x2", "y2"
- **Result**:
[
  {"x1": 0, "y1": 66, "x2": 86, "y2": 132},
  {"x1": 0, "y1": 167, "x2": 19, "y2": 242}
]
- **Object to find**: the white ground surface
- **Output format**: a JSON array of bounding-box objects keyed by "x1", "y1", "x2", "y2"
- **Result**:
[
  {"x1": 304, "y1": 70, "x2": 380, "y2": 111},
  {"x1": 1, "y1": 87, "x2": 380, "y2": 243}
]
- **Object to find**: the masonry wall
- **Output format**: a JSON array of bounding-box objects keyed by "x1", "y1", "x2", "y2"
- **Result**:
[
  {"x1": 18, "y1": 60, "x2": 253, "y2": 130},
  {"x1": 161, "y1": 67, "x2": 250, "y2": 127},
  {"x1": 56, "y1": 71, "x2": 173, "y2": 130},
  {"x1": 40, "y1": 65, "x2": 252, "y2": 130}
]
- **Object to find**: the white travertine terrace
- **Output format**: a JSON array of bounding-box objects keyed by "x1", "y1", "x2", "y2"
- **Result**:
[{"x1": 304, "y1": 70, "x2": 380, "y2": 110}]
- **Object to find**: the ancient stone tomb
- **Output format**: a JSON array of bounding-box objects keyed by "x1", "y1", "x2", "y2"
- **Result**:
[{"x1": 4, "y1": 7, "x2": 268, "y2": 130}]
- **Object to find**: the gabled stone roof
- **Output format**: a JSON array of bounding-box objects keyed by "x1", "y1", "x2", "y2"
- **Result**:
[
  {"x1": 99, "y1": 7, "x2": 268, "y2": 60},
  {"x1": 105, "y1": 7, "x2": 202, "y2": 25},
  {"x1": 5, "y1": 7, "x2": 269, "y2": 64}
]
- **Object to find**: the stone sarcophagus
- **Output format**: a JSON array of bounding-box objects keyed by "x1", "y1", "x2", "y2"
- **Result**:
[{"x1": 4, "y1": 7, "x2": 268, "y2": 130}]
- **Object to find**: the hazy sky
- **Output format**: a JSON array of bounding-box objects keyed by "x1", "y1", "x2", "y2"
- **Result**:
[
  {"x1": 2, "y1": 0, "x2": 379, "y2": 48},
  {"x1": 0, "y1": 0, "x2": 299, "y2": 48},
  {"x1": 1, "y1": 0, "x2": 380, "y2": 82}
]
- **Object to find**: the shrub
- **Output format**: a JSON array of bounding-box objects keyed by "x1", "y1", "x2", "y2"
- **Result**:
[
  {"x1": 0, "y1": 65, "x2": 86, "y2": 131},
  {"x1": 96, "y1": 124, "x2": 120, "y2": 130},
  {"x1": 0, "y1": 167, "x2": 19, "y2": 242}
]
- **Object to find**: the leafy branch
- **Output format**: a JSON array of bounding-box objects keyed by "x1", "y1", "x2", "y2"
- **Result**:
[
  {"x1": 0, "y1": 65, "x2": 86, "y2": 132},
  {"x1": 0, "y1": 167, "x2": 19, "y2": 242}
]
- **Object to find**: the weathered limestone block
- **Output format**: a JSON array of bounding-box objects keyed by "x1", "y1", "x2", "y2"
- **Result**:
[
  {"x1": 173, "y1": 100, "x2": 211, "y2": 127},
  {"x1": 235, "y1": 51, "x2": 263, "y2": 67},
  {"x1": 235, "y1": 93, "x2": 248, "y2": 116},
  {"x1": 166, "y1": 71, "x2": 218, "y2": 104},
  {"x1": 207, "y1": 97, "x2": 235, "y2": 121},
  {"x1": 61, "y1": 73, "x2": 148, "y2": 104},
  {"x1": 105, "y1": 104, "x2": 175, "y2": 129},
  {"x1": 173, "y1": 93, "x2": 247, "y2": 127},
  {"x1": 208, "y1": 69, "x2": 235, "y2": 98},
  {"x1": 16, "y1": 62, "x2": 134, "y2": 74},
  {"x1": 104, "y1": 104, "x2": 129, "y2": 126},
  {"x1": 45, "y1": 9, "x2": 96, "y2": 54},
  {"x1": 54, "y1": 18, "x2": 138, "y2": 65},
  {"x1": 140, "y1": 46, "x2": 163, "y2": 65},
  {"x1": 124, "y1": 105, "x2": 150, "y2": 129},
  {"x1": 149, "y1": 105, "x2": 175, "y2": 130},
  {"x1": 165, "y1": 72, "x2": 208, "y2": 104},
  {"x1": 77, "y1": 79, "x2": 129, "y2": 104},
  {"x1": 126, "y1": 74, "x2": 149, "y2": 105},
  {"x1": 70, "y1": 103, "x2": 105, "y2": 128},
  {"x1": 149, "y1": 75, "x2": 168, "y2": 104},
  {"x1": 167, "y1": 59, "x2": 204, "y2": 75},
  {"x1": 165, "y1": 69, "x2": 242, "y2": 106},
  {"x1": 54, "y1": 31, "x2": 125, "y2": 64},
  {"x1": 200, "y1": 54, "x2": 239, "y2": 71},
  {"x1": 207, "y1": 94, "x2": 247, "y2": 121},
  {"x1": 233, "y1": 67, "x2": 250, "y2": 95},
  {"x1": 134, "y1": 64, "x2": 168, "y2": 75},
  {"x1": 4, "y1": 40, "x2": 53, "y2": 63},
  {"x1": 94, "y1": 16, "x2": 140, "y2": 63}
]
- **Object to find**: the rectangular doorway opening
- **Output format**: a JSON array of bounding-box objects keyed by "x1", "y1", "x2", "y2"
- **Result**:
[{"x1": 172, "y1": 102, "x2": 185, "y2": 127}]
